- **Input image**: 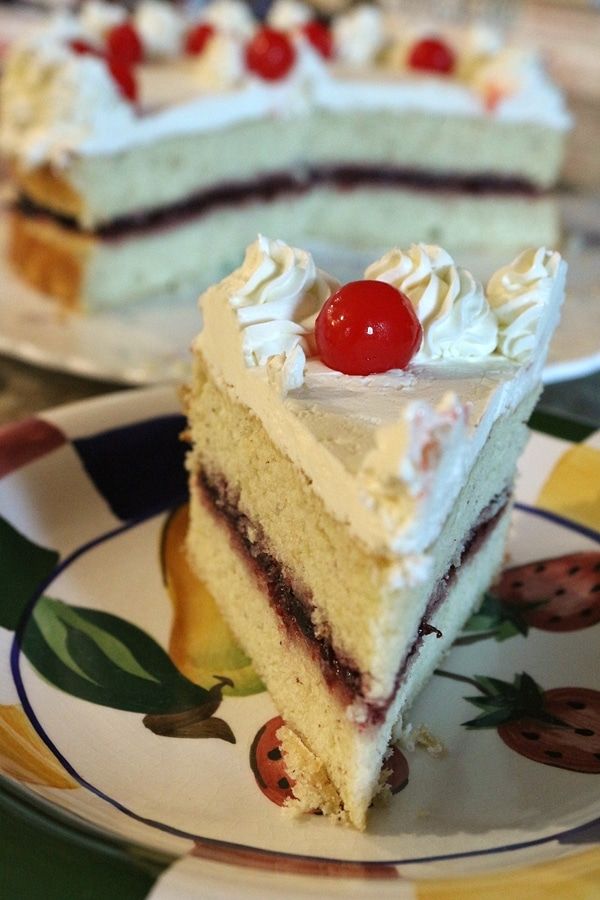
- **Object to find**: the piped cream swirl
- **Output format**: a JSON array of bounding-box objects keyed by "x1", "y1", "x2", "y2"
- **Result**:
[
  {"x1": 366, "y1": 244, "x2": 498, "y2": 361},
  {"x1": 134, "y1": 1, "x2": 184, "y2": 58},
  {"x1": 487, "y1": 247, "x2": 562, "y2": 362},
  {"x1": 230, "y1": 235, "x2": 338, "y2": 373},
  {"x1": 268, "y1": 0, "x2": 312, "y2": 31},
  {"x1": 0, "y1": 30, "x2": 135, "y2": 168},
  {"x1": 333, "y1": 4, "x2": 385, "y2": 66},
  {"x1": 201, "y1": 0, "x2": 256, "y2": 37}
]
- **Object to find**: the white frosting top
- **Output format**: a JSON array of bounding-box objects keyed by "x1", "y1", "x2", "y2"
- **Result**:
[
  {"x1": 268, "y1": 0, "x2": 312, "y2": 31},
  {"x1": 200, "y1": 0, "x2": 256, "y2": 38},
  {"x1": 197, "y1": 238, "x2": 567, "y2": 558},
  {"x1": 134, "y1": 0, "x2": 184, "y2": 58},
  {"x1": 333, "y1": 4, "x2": 385, "y2": 67},
  {"x1": 80, "y1": 0, "x2": 126, "y2": 43},
  {"x1": 365, "y1": 244, "x2": 498, "y2": 361},
  {"x1": 229, "y1": 235, "x2": 337, "y2": 377},
  {"x1": 487, "y1": 247, "x2": 562, "y2": 362},
  {"x1": 0, "y1": 1, "x2": 571, "y2": 168},
  {"x1": 0, "y1": 27, "x2": 135, "y2": 168},
  {"x1": 193, "y1": 32, "x2": 245, "y2": 90}
]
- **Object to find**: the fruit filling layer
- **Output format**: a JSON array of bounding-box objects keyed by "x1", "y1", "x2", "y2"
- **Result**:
[
  {"x1": 197, "y1": 467, "x2": 509, "y2": 726},
  {"x1": 15, "y1": 166, "x2": 542, "y2": 239}
]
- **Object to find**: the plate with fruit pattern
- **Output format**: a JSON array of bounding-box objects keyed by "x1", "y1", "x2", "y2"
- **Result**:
[{"x1": 0, "y1": 385, "x2": 598, "y2": 899}]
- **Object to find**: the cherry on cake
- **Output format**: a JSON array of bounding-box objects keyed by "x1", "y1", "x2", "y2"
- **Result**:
[
  {"x1": 184, "y1": 235, "x2": 566, "y2": 829},
  {"x1": 0, "y1": 0, "x2": 570, "y2": 311}
]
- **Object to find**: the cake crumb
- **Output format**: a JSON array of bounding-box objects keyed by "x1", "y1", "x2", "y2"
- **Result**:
[
  {"x1": 413, "y1": 724, "x2": 446, "y2": 757},
  {"x1": 398, "y1": 722, "x2": 446, "y2": 757}
]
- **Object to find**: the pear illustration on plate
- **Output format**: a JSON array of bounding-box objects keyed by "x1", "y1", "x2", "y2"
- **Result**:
[{"x1": 161, "y1": 503, "x2": 264, "y2": 697}]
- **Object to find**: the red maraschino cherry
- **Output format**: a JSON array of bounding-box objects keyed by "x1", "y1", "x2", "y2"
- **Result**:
[
  {"x1": 106, "y1": 21, "x2": 144, "y2": 66},
  {"x1": 69, "y1": 39, "x2": 102, "y2": 56},
  {"x1": 315, "y1": 280, "x2": 422, "y2": 375},
  {"x1": 107, "y1": 57, "x2": 138, "y2": 102},
  {"x1": 303, "y1": 20, "x2": 333, "y2": 60},
  {"x1": 185, "y1": 22, "x2": 215, "y2": 55},
  {"x1": 408, "y1": 36, "x2": 455, "y2": 75},
  {"x1": 245, "y1": 27, "x2": 296, "y2": 81}
]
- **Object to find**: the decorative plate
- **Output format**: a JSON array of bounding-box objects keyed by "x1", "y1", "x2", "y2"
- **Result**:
[
  {"x1": 0, "y1": 209, "x2": 599, "y2": 387},
  {"x1": 0, "y1": 386, "x2": 599, "y2": 899}
]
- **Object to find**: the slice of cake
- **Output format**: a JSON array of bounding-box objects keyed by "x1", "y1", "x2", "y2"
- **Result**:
[
  {"x1": 0, "y1": 0, "x2": 570, "y2": 310},
  {"x1": 184, "y1": 236, "x2": 566, "y2": 829}
]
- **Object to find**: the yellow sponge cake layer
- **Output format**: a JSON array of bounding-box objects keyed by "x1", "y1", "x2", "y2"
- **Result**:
[{"x1": 187, "y1": 358, "x2": 538, "y2": 702}]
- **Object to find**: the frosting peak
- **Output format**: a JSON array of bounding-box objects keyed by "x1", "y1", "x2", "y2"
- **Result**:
[
  {"x1": 201, "y1": 0, "x2": 256, "y2": 37},
  {"x1": 333, "y1": 4, "x2": 385, "y2": 67},
  {"x1": 80, "y1": 1, "x2": 126, "y2": 42},
  {"x1": 0, "y1": 32, "x2": 135, "y2": 168},
  {"x1": 487, "y1": 247, "x2": 562, "y2": 362},
  {"x1": 268, "y1": 0, "x2": 312, "y2": 31},
  {"x1": 135, "y1": 1, "x2": 184, "y2": 58},
  {"x1": 365, "y1": 244, "x2": 498, "y2": 361},
  {"x1": 230, "y1": 236, "x2": 338, "y2": 377}
]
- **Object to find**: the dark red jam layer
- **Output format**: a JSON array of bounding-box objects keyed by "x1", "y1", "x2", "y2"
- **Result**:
[
  {"x1": 198, "y1": 468, "x2": 509, "y2": 726},
  {"x1": 16, "y1": 165, "x2": 541, "y2": 241}
]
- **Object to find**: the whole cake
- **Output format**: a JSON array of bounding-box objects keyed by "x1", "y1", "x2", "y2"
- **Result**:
[
  {"x1": 0, "y1": 0, "x2": 570, "y2": 310},
  {"x1": 184, "y1": 235, "x2": 566, "y2": 829}
]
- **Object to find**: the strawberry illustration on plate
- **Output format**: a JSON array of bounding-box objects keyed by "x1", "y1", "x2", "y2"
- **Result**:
[
  {"x1": 437, "y1": 669, "x2": 600, "y2": 773},
  {"x1": 457, "y1": 551, "x2": 600, "y2": 645},
  {"x1": 250, "y1": 716, "x2": 409, "y2": 808},
  {"x1": 495, "y1": 552, "x2": 600, "y2": 632},
  {"x1": 250, "y1": 716, "x2": 295, "y2": 807}
]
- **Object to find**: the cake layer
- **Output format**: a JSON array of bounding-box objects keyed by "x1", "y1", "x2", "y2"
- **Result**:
[
  {"x1": 10, "y1": 187, "x2": 559, "y2": 310},
  {"x1": 13, "y1": 109, "x2": 565, "y2": 228},
  {"x1": 188, "y1": 458, "x2": 512, "y2": 828},
  {"x1": 196, "y1": 463, "x2": 509, "y2": 720},
  {"x1": 186, "y1": 355, "x2": 539, "y2": 704}
]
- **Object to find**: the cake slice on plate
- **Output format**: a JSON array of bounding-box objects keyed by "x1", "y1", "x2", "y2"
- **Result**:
[{"x1": 184, "y1": 236, "x2": 566, "y2": 829}]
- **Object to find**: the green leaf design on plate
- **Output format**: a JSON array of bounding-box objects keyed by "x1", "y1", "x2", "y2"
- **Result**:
[
  {"x1": 0, "y1": 517, "x2": 59, "y2": 631},
  {"x1": 23, "y1": 597, "x2": 216, "y2": 714},
  {"x1": 462, "y1": 671, "x2": 568, "y2": 730}
]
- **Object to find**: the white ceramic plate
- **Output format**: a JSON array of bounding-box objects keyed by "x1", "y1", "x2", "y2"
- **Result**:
[
  {"x1": 0, "y1": 208, "x2": 599, "y2": 386},
  {"x1": 0, "y1": 386, "x2": 598, "y2": 898}
]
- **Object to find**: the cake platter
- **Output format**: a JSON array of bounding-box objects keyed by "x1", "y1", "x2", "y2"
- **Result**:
[
  {"x1": 0, "y1": 385, "x2": 598, "y2": 898},
  {"x1": 0, "y1": 208, "x2": 599, "y2": 387}
]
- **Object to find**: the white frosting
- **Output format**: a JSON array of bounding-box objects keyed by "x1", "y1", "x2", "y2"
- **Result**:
[
  {"x1": 0, "y1": 32, "x2": 135, "y2": 168},
  {"x1": 268, "y1": 0, "x2": 312, "y2": 31},
  {"x1": 201, "y1": 0, "x2": 256, "y2": 38},
  {"x1": 366, "y1": 244, "x2": 498, "y2": 361},
  {"x1": 193, "y1": 33, "x2": 245, "y2": 89},
  {"x1": 134, "y1": 0, "x2": 184, "y2": 59},
  {"x1": 487, "y1": 247, "x2": 563, "y2": 363},
  {"x1": 0, "y1": 5, "x2": 571, "y2": 167},
  {"x1": 228, "y1": 235, "x2": 337, "y2": 382},
  {"x1": 80, "y1": 1, "x2": 126, "y2": 43},
  {"x1": 460, "y1": 23, "x2": 503, "y2": 59},
  {"x1": 196, "y1": 239, "x2": 565, "y2": 556},
  {"x1": 333, "y1": 4, "x2": 385, "y2": 67}
]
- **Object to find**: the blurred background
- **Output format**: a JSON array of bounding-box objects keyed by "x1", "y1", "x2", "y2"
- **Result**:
[{"x1": 0, "y1": 0, "x2": 598, "y2": 426}]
